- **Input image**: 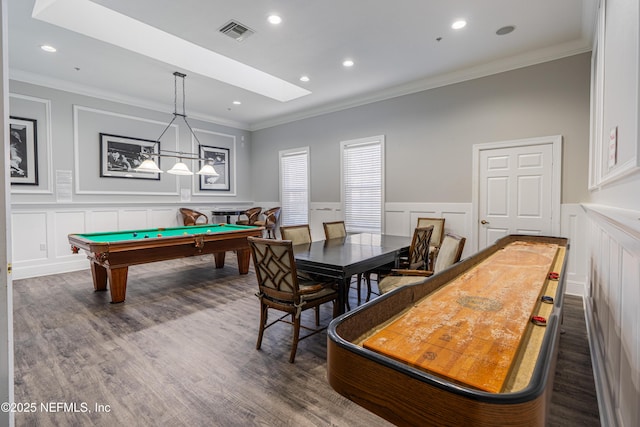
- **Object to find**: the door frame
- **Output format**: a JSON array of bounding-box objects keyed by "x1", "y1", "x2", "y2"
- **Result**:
[{"x1": 471, "y1": 135, "x2": 562, "y2": 251}]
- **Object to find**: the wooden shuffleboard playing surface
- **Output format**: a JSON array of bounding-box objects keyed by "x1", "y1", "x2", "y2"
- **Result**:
[{"x1": 362, "y1": 241, "x2": 559, "y2": 393}]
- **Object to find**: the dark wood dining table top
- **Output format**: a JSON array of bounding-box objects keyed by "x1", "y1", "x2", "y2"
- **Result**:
[{"x1": 292, "y1": 233, "x2": 411, "y2": 276}]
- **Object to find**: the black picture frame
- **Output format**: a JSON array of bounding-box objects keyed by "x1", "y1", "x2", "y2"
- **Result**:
[
  {"x1": 199, "y1": 145, "x2": 230, "y2": 191},
  {"x1": 10, "y1": 116, "x2": 38, "y2": 185},
  {"x1": 99, "y1": 133, "x2": 160, "y2": 180}
]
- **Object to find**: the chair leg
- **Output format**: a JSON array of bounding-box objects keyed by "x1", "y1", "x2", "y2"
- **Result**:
[
  {"x1": 365, "y1": 274, "x2": 373, "y2": 302},
  {"x1": 315, "y1": 306, "x2": 320, "y2": 326},
  {"x1": 356, "y1": 273, "x2": 362, "y2": 305},
  {"x1": 256, "y1": 303, "x2": 268, "y2": 350},
  {"x1": 289, "y1": 313, "x2": 301, "y2": 363}
]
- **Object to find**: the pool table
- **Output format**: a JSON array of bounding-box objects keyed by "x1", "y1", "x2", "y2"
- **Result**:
[{"x1": 68, "y1": 223, "x2": 263, "y2": 303}]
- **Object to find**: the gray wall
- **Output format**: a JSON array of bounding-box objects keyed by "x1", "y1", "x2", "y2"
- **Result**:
[{"x1": 251, "y1": 53, "x2": 591, "y2": 205}]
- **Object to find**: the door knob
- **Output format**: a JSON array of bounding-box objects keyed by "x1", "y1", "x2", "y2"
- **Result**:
[{"x1": 480, "y1": 220, "x2": 489, "y2": 225}]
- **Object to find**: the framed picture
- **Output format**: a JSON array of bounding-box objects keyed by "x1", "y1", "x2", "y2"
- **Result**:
[
  {"x1": 199, "y1": 145, "x2": 230, "y2": 191},
  {"x1": 99, "y1": 133, "x2": 160, "y2": 180},
  {"x1": 10, "y1": 116, "x2": 38, "y2": 185}
]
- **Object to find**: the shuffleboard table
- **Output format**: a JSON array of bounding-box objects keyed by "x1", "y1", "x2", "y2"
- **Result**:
[
  {"x1": 68, "y1": 223, "x2": 263, "y2": 303},
  {"x1": 327, "y1": 235, "x2": 569, "y2": 427}
]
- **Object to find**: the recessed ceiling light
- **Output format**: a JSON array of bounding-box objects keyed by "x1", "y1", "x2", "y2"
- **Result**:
[
  {"x1": 342, "y1": 59, "x2": 354, "y2": 68},
  {"x1": 300, "y1": 75, "x2": 310, "y2": 82},
  {"x1": 451, "y1": 20, "x2": 467, "y2": 30},
  {"x1": 40, "y1": 45, "x2": 57, "y2": 52},
  {"x1": 232, "y1": 100, "x2": 242, "y2": 105},
  {"x1": 268, "y1": 15, "x2": 282, "y2": 25},
  {"x1": 496, "y1": 25, "x2": 515, "y2": 36}
]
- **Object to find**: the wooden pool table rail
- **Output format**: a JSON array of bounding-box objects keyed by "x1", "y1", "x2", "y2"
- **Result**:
[{"x1": 326, "y1": 235, "x2": 568, "y2": 427}]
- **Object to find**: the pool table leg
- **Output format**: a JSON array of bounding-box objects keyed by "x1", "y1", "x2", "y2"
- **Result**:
[
  {"x1": 214, "y1": 250, "x2": 251, "y2": 274},
  {"x1": 90, "y1": 262, "x2": 108, "y2": 292},
  {"x1": 106, "y1": 266, "x2": 129, "y2": 304},
  {"x1": 236, "y1": 249, "x2": 251, "y2": 274},
  {"x1": 213, "y1": 252, "x2": 226, "y2": 269}
]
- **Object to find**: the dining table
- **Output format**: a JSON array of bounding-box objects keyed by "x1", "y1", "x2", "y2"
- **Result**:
[{"x1": 292, "y1": 233, "x2": 411, "y2": 313}]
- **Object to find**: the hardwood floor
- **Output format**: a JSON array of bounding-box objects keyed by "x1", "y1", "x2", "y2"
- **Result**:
[{"x1": 13, "y1": 254, "x2": 600, "y2": 426}]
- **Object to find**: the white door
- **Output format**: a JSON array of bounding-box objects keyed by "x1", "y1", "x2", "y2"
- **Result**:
[{"x1": 473, "y1": 136, "x2": 562, "y2": 250}]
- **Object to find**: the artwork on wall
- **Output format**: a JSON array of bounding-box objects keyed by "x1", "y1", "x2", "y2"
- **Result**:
[
  {"x1": 99, "y1": 133, "x2": 160, "y2": 180},
  {"x1": 10, "y1": 116, "x2": 38, "y2": 185},
  {"x1": 199, "y1": 145, "x2": 230, "y2": 191}
]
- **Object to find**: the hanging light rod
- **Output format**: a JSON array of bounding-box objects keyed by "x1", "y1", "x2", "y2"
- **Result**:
[{"x1": 135, "y1": 72, "x2": 220, "y2": 177}]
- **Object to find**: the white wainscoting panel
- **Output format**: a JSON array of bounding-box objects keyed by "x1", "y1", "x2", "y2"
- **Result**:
[
  {"x1": 384, "y1": 210, "x2": 407, "y2": 237},
  {"x1": 54, "y1": 211, "x2": 87, "y2": 258},
  {"x1": 561, "y1": 204, "x2": 589, "y2": 296},
  {"x1": 115, "y1": 209, "x2": 147, "y2": 231},
  {"x1": 583, "y1": 204, "x2": 640, "y2": 427},
  {"x1": 91, "y1": 210, "x2": 119, "y2": 232},
  {"x1": 11, "y1": 212, "x2": 48, "y2": 262}
]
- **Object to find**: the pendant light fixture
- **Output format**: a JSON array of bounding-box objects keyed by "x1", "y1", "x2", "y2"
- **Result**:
[{"x1": 135, "y1": 72, "x2": 220, "y2": 179}]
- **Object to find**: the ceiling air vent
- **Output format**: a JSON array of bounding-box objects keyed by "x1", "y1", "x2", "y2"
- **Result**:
[{"x1": 219, "y1": 20, "x2": 254, "y2": 42}]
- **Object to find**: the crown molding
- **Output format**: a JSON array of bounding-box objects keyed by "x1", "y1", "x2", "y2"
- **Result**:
[{"x1": 249, "y1": 40, "x2": 592, "y2": 131}]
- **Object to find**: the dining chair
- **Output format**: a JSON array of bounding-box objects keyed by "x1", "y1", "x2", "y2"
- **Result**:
[
  {"x1": 280, "y1": 224, "x2": 312, "y2": 245},
  {"x1": 377, "y1": 233, "x2": 466, "y2": 295},
  {"x1": 322, "y1": 221, "x2": 347, "y2": 239},
  {"x1": 416, "y1": 217, "x2": 445, "y2": 270},
  {"x1": 254, "y1": 207, "x2": 281, "y2": 238},
  {"x1": 248, "y1": 236, "x2": 339, "y2": 363},
  {"x1": 236, "y1": 207, "x2": 262, "y2": 225},
  {"x1": 179, "y1": 208, "x2": 209, "y2": 226},
  {"x1": 364, "y1": 225, "x2": 434, "y2": 301}
]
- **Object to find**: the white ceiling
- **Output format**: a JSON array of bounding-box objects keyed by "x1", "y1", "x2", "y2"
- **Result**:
[{"x1": 8, "y1": 0, "x2": 597, "y2": 131}]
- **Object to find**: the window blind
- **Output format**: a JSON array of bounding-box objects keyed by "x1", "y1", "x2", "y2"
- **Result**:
[
  {"x1": 280, "y1": 149, "x2": 309, "y2": 226},
  {"x1": 342, "y1": 138, "x2": 383, "y2": 233}
]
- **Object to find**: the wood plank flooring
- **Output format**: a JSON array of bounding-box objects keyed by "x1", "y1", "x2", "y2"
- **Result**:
[{"x1": 12, "y1": 254, "x2": 600, "y2": 426}]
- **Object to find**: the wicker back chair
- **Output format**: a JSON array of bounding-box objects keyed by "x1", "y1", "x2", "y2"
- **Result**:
[
  {"x1": 236, "y1": 207, "x2": 262, "y2": 225},
  {"x1": 416, "y1": 217, "x2": 446, "y2": 270},
  {"x1": 254, "y1": 207, "x2": 281, "y2": 238},
  {"x1": 248, "y1": 237, "x2": 339, "y2": 363},
  {"x1": 179, "y1": 208, "x2": 209, "y2": 226}
]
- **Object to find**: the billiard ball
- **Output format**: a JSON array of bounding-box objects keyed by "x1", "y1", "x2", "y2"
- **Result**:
[
  {"x1": 183, "y1": 232, "x2": 188, "y2": 235},
  {"x1": 144, "y1": 235, "x2": 149, "y2": 238},
  {"x1": 133, "y1": 232, "x2": 138, "y2": 237},
  {"x1": 157, "y1": 234, "x2": 162, "y2": 237}
]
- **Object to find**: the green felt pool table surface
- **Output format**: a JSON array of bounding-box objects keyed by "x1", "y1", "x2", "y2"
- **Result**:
[{"x1": 73, "y1": 223, "x2": 255, "y2": 243}]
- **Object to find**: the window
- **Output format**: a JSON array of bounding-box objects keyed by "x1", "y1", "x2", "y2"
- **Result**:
[
  {"x1": 341, "y1": 136, "x2": 384, "y2": 233},
  {"x1": 279, "y1": 147, "x2": 309, "y2": 226}
]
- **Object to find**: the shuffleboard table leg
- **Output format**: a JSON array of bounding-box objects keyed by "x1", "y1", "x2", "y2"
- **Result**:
[
  {"x1": 107, "y1": 267, "x2": 129, "y2": 304},
  {"x1": 90, "y1": 262, "x2": 108, "y2": 292},
  {"x1": 236, "y1": 249, "x2": 251, "y2": 275}
]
